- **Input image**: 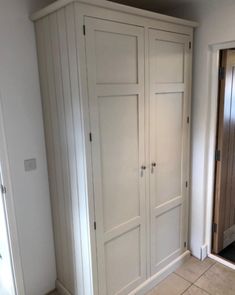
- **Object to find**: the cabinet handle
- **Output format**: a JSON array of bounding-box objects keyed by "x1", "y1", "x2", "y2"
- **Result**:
[
  {"x1": 140, "y1": 165, "x2": 146, "y2": 177},
  {"x1": 151, "y1": 162, "x2": 157, "y2": 174}
]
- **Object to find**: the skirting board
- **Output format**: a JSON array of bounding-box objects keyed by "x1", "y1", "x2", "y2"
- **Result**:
[
  {"x1": 201, "y1": 244, "x2": 208, "y2": 261},
  {"x1": 56, "y1": 280, "x2": 72, "y2": 295},
  {"x1": 208, "y1": 253, "x2": 235, "y2": 270},
  {"x1": 56, "y1": 251, "x2": 191, "y2": 295},
  {"x1": 129, "y1": 250, "x2": 191, "y2": 295}
]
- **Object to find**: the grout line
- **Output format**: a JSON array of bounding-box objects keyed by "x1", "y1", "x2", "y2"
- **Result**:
[
  {"x1": 173, "y1": 272, "x2": 193, "y2": 284},
  {"x1": 209, "y1": 259, "x2": 217, "y2": 267},
  {"x1": 192, "y1": 263, "x2": 216, "y2": 295},
  {"x1": 180, "y1": 282, "x2": 193, "y2": 295},
  {"x1": 175, "y1": 259, "x2": 217, "y2": 294},
  {"x1": 193, "y1": 262, "x2": 215, "y2": 285},
  {"x1": 192, "y1": 284, "x2": 212, "y2": 295},
  {"x1": 181, "y1": 284, "x2": 212, "y2": 295}
]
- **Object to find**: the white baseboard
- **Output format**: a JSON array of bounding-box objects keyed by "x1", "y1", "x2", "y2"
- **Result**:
[
  {"x1": 129, "y1": 250, "x2": 191, "y2": 295},
  {"x1": 56, "y1": 280, "x2": 72, "y2": 295},
  {"x1": 56, "y1": 251, "x2": 190, "y2": 295},
  {"x1": 208, "y1": 253, "x2": 235, "y2": 270},
  {"x1": 201, "y1": 244, "x2": 208, "y2": 260}
]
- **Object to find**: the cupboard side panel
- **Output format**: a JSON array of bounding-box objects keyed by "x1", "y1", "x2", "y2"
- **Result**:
[{"x1": 35, "y1": 5, "x2": 88, "y2": 293}]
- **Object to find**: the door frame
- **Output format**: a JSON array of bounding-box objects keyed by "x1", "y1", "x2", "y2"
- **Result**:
[
  {"x1": 205, "y1": 40, "x2": 235, "y2": 269},
  {"x1": 0, "y1": 91, "x2": 25, "y2": 294}
]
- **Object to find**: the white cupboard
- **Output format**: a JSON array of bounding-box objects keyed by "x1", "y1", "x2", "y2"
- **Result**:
[{"x1": 31, "y1": 1, "x2": 197, "y2": 294}]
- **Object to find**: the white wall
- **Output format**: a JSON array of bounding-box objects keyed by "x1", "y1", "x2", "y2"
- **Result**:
[
  {"x1": 0, "y1": 0, "x2": 56, "y2": 294},
  {"x1": 166, "y1": 0, "x2": 235, "y2": 259},
  {"x1": 27, "y1": 0, "x2": 56, "y2": 13}
]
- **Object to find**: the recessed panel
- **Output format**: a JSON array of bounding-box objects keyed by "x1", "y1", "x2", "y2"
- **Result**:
[
  {"x1": 153, "y1": 40, "x2": 184, "y2": 83},
  {"x1": 99, "y1": 96, "x2": 140, "y2": 231},
  {"x1": 105, "y1": 227, "x2": 141, "y2": 295},
  {"x1": 154, "y1": 206, "x2": 181, "y2": 266},
  {"x1": 95, "y1": 31, "x2": 138, "y2": 84},
  {"x1": 153, "y1": 93, "x2": 183, "y2": 207}
]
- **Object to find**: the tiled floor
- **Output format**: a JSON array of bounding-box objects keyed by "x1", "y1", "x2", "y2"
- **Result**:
[
  {"x1": 146, "y1": 256, "x2": 235, "y2": 295},
  {"x1": 52, "y1": 257, "x2": 235, "y2": 295}
]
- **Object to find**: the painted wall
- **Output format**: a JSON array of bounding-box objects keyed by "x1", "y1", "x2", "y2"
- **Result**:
[
  {"x1": 0, "y1": 0, "x2": 56, "y2": 294},
  {"x1": 166, "y1": 0, "x2": 235, "y2": 258},
  {"x1": 27, "y1": 0, "x2": 56, "y2": 13}
]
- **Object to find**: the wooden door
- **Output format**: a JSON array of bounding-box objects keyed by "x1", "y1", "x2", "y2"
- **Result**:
[
  {"x1": 213, "y1": 50, "x2": 235, "y2": 254},
  {"x1": 148, "y1": 29, "x2": 191, "y2": 275},
  {"x1": 85, "y1": 18, "x2": 146, "y2": 295}
]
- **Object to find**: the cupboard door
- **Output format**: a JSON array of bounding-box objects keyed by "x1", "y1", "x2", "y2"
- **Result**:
[
  {"x1": 85, "y1": 17, "x2": 146, "y2": 295},
  {"x1": 149, "y1": 29, "x2": 190, "y2": 275}
]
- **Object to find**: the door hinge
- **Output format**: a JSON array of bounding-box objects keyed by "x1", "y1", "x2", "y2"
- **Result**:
[
  {"x1": 219, "y1": 67, "x2": 225, "y2": 80},
  {"x1": 212, "y1": 222, "x2": 217, "y2": 233},
  {"x1": 187, "y1": 116, "x2": 190, "y2": 124},
  {"x1": 184, "y1": 241, "x2": 187, "y2": 248},
  {"x1": 89, "y1": 132, "x2": 92, "y2": 142},
  {"x1": 215, "y1": 149, "x2": 221, "y2": 161},
  {"x1": 94, "y1": 221, "x2": 97, "y2": 230},
  {"x1": 1, "y1": 184, "x2": 6, "y2": 194},
  {"x1": 83, "y1": 25, "x2": 86, "y2": 35},
  {"x1": 186, "y1": 181, "x2": 188, "y2": 188},
  {"x1": 189, "y1": 41, "x2": 192, "y2": 49}
]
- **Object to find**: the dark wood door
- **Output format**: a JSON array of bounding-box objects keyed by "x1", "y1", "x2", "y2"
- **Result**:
[{"x1": 213, "y1": 49, "x2": 235, "y2": 254}]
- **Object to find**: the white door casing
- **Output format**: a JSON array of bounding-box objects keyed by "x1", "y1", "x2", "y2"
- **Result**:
[
  {"x1": 0, "y1": 92, "x2": 25, "y2": 295},
  {"x1": 149, "y1": 29, "x2": 190, "y2": 275},
  {"x1": 0, "y1": 178, "x2": 15, "y2": 295},
  {"x1": 85, "y1": 17, "x2": 147, "y2": 295}
]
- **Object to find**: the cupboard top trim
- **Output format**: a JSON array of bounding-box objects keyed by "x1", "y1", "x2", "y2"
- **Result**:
[{"x1": 31, "y1": 0, "x2": 198, "y2": 28}]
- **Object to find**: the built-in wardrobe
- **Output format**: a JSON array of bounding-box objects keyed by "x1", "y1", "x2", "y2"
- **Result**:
[{"x1": 31, "y1": 1, "x2": 197, "y2": 294}]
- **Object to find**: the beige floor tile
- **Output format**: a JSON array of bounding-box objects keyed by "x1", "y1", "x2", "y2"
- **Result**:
[
  {"x1": 174, "y1": 257, "x2": 215, "y2": 283},
  {"x1": 195, "y1": 263, "x2": 235, "y2": 295},
  {"x1": 183, "y1": 285, "x2": 209, "y2": 295},
  {"x1": 147, "y1": 273, "x2": 191, "y2": 295}
]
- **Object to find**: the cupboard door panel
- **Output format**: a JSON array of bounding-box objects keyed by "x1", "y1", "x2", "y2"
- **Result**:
[
  {"x1": 154, "y1": 206, "x2": 181, "y2": 266},
  {"x1": 95, "y1": 31, "x2": 138, "y2": 84},
  {"x1": 153, "y1": 40, "x2": 184, "y2": 83},
  {"x1": 105, "y1": 227, "x2": 141, "y2": 295},
  {"x1": 85, "y1": 17, "x2": 146, "y2": 295},
  {"x1": 153, "y1": 93, "x2": 183, "y2": 207},
  {"x1": 149, "y1": 29, "x2": 190, "y2": 275},
  {"x1": 98, "y1": 95, "x2": 140, "y2": 232}
]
